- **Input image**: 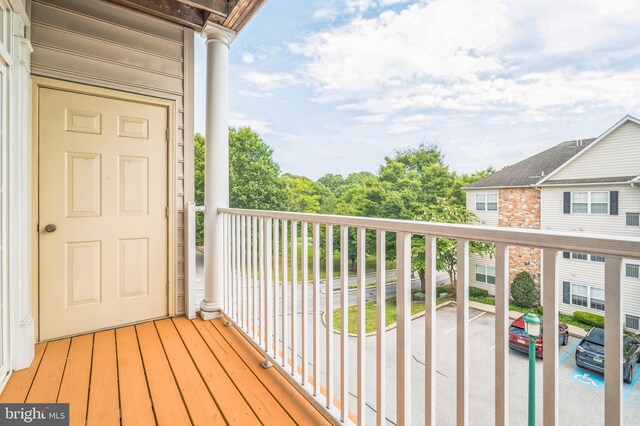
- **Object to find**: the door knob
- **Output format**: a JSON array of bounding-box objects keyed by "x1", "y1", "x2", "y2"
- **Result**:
[{"x1": 45, "y1": 224, "x2": 57, "y2": 233}]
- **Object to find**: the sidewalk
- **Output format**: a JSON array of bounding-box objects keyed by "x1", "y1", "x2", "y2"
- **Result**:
[{"x1": 469, "y1": 300, "x2": 587, "y2": 338}]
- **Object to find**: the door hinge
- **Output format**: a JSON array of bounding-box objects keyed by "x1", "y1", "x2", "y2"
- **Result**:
[
  {"x1": 166, "y1": 129, "x2": 170, "y2": 142},
  {"x1": 36, "y1": 223, "x2": 39, "y2": 232},
  {"x1": 165, "y1": 206, "x2": 169, "y2": 218}
]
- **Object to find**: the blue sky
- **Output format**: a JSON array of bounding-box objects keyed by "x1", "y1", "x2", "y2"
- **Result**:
[{"x1": 194, "y1": 0, "x2": 640, "y2": 179}]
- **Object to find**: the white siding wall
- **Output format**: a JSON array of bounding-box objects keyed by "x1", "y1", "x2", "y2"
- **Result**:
[
  {"x1": 31, "y1": 0, "x2": 192, "y2": 314},
  {"x1": 469, "y1": 253, "x2": 496, "y2": 295},
  {"x1": 465, "y1": 189, "x2": 499, "y2": 227},
  {"x1": 541, "y1": 184, "x2": 640, "y2": 237},
  {"x1": 552, "y1": 121, "x2": 640, "y2": 180}
]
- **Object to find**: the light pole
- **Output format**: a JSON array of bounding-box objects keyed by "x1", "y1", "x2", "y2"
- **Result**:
[{"x1": 523, "y1": 311, "x2": 542, "y2": 426}]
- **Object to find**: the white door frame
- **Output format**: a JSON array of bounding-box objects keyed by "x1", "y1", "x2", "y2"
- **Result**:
[{"x1": 31, "y1": 77, "x2": 177, "y2": 342}]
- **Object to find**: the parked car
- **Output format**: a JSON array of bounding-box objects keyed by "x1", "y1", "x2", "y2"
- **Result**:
[
  {"x1": 508, "y1": 315, "x2": 569, "y2": 358},
  {"x1": 575, "y1": 327, "x2": 640, "y2": 384}
]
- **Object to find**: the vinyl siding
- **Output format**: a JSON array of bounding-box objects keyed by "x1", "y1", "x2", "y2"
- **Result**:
[
  {"x1": 551, "y1": 120, "x2": 640, "y2": 180},
  {"x1": 541, "y1": 184, "x2": 640, "y2": 237},
  {"x1": 465, "y1": 190, "x2": 499, "y2": 227},
  {"x1": 469, "y1": 253, "x2": 496, "y2": 295},
  {"x1": 32, "y1": 0, "x2": 191, "y2": 314},
  {"x1": 556, "y1": 257, "x2": 640, "y2": 322}
]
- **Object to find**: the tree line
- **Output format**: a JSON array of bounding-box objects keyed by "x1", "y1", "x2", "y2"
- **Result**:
[{"x1": 195, "y1": 128, "x2": 495, "y2": 295}]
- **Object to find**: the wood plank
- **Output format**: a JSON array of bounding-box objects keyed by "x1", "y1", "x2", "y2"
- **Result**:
[
  {"x1": 26, "y1": 339, "x2": 70, "y2": 403},
  {"x1": 86, "y1": 330, "x2": 120, "y2": 425},
  {"x1": 169, "y1": 318, "x2": 260, "y2": 425},
  {"x1": 0, "y1": 343, "x2": 47, "y2": 403},
  {"x1": 154, "y1": 319, "x2": 224, "y2": 425},
  {"x1": 57, "y1": 335, "x2": 93, "y2": 426},
  {"x1": 115, "y1": 327, "x2": 156, "y2": 426},
  {"x1": 176, "y1": 0, "x2": 228, "y2": 16},
  {"x1": 173, "y1": 318, "x2": 276, "y2": 424},
  {"x1": 208, "y1": 319, "x2": 331, "y2": 426},
  {"x1": 135, "y1": 322, "x2": 191, "y2": 425}
]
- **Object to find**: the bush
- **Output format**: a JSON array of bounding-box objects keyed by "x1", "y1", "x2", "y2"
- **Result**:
[
  {"x1": 510, "y1": 271, "x2": 538, "y2": 308},
  {"x1": 573, "y1": 311, "x2": 605, "y2": 328},
  {"x1": 469, "y1": 286, "x2": 489, "y2": 298},
  {"x1": 534, "y1": 305, "x2": 543, "y2": 317}
]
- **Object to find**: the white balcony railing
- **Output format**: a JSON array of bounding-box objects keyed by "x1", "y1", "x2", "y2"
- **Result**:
[{"x1": 189, "y1": 206, "x2": 640, "y2": 425}]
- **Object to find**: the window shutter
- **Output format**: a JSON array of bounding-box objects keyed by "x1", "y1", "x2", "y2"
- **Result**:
[
  {"x1": 563, "y1": 251, "x2": 570, "y2": 259},
  {"x1": 562, "y1": 281, "x2": 571, "y2": 304},
  {"x1": 610, "y1": 191, "x2": 618, "y2": 215},
  {"x1": 563, "y1": 192, "x2": 571, "y2": 214}
]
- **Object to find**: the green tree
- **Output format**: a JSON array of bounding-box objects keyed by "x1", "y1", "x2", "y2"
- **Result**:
[
  {"x1": 413, "y1": 203, "x2": 494, "y2": 295},
  {"x1": 194, "y1": 128, "x2": 287, "y2": 243}
]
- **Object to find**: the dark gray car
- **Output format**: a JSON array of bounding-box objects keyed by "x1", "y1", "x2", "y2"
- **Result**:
[{"x1": 575, "y1": 327, "x2": 640, "y2": 384}]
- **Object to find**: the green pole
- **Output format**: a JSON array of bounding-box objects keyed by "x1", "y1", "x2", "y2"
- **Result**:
[{"x1": 528, "y1": 337, "x2": 536, "y2": 426}]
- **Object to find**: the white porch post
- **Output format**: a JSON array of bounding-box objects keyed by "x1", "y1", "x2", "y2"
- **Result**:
[{"x1": 199, "y1": 23, "x2": 236, "y2": 320}]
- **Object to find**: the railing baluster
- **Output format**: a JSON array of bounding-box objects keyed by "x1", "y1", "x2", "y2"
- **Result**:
[
  {"x1": 291, "y1": 220, "x2": 298, "y2": 376},
  {"x1": 357, "y1": 227, "x2": 366, "y2": 425},
  {"x1": 265, "y1": 218, "x2": 272, "y2": 353},
  {"x1": 282, "y1": 220, "x2": 288, "y2": 368},
  {"x1": 274, "y1": 219, "x2": 280, "y2": 358},
  {"x1": 397, "y1": 232, "x2": 411, "y2": 426},
  {"x1": 604, "y1": 256, "x2": 623, "y2": 426},
  {"x1": 258, "y1": 217, "x2": 266, "y2": 346},
  {"x1": 240, "y1": 215, "x2": 246, "y2": 328},
  {"x1": 494, "y1": 243, "x2": 509, "y2": 426},
  {"x1": 456, "y1": 239, "x2": 469, "y2": 426},
  {"x1": 340, "y1": 225, "x2": 349, "y2": 423},
  {"x1": 542, "y1": 249, "x2": 559, "y2": 426},
  {"x1": 325, "y1": 224, "x2": 334, "y2": 410},
  {"x1": 246, "y1": 215, "x2": 252, "y2": 333},
  {"x1": 223, "y1": 213, "x2": 229, "y2": 315},
  {"x1": 376, "y1": 230, "x2": 386, "y2": 426},
  {"x1": 313, "y1": 222, "x2": 321, "y2": 397},
  {"x1": 252, "y1": 216, "x2": 258, "y2": 339},
  {"x1": 231, "y1": 214, "x2": 237, "y2": 321},
  {"x1": 235, "y1": 215, "x2": 241, "y2": 322},
  {"x1": 425, "y1": 235, "x2": 437, "y2": 426},
  {"x1": 302, "y1": 222, "x2": 309, "y2": 385}
]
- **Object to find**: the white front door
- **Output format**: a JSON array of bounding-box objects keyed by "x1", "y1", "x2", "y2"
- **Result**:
[{"x1": 39, "y1": 87, "x2": 169, "y2": 340}]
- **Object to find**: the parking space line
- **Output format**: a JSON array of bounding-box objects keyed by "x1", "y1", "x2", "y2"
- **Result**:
[
  {"x1": 559, "y1": 341, "x2": 580, "y2": 365},
  {"x1": 443, "y1": 312, "x2": 486, "y2": 334},
  {"x1": 489, "y1": 345, "x2": 495, "y2": 351}
]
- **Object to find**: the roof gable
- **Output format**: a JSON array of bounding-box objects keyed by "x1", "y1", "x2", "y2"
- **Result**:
[{"x1": 539, "y1": 115, "x2": 640, "y2": 184}]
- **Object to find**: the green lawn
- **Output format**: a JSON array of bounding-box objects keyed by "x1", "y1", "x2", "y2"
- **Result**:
[{"x1": 332, "y1": 288, "x2": 455, "y2": 334}]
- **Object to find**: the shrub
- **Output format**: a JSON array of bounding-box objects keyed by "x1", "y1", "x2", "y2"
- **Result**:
[
  {"x1": 534, "y1": 305, "x2": 543, "y2": 317},
  {"x1": 510, "y1": 271, "x2": 537, "y2": 308},
  {"x1": 469, "y1": 286, "x2": 489, "y2": 298},
  {"x1": 573, "y1": 311, "x2": 605, "y2": 329}
]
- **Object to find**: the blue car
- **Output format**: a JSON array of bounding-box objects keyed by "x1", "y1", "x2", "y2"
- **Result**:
[{"x1": 575, "y1": 327, "x2": 640, "y2": 384}]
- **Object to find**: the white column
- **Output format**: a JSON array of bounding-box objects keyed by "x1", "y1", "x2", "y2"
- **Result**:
[{"x1": 199, "y1": 23, "x2": 236, "y2": 320}]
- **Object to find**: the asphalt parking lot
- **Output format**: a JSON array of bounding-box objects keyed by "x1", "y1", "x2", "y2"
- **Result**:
[{"x1": 338, "y1": 305, "x2": 640, "y2": 425}]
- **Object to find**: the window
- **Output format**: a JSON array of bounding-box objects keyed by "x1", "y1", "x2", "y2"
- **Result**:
[
  {"x1": 476, "y1": 193, "x2": 498, "y2": 211},
  {"x1": 571, "y1": 192, "x2": 588, "y2": 213},
  {"x1": 627, "y1": 264, "x2": 640, "y2": 279},
  {"x1": 564, "y1": 252, "x2": 604, "y2": 262},
  {"x1": 590, "y1": 287, "x2": 605, "y2": 311},
  {"x1": 626, "y1": 315, "x2": 640, "y2": 331},
  {"x1": 571, "y1": 284, "x2": 588, "y2": 307},
  {"x1": 571, "y1": 252, "x2": 588, "y2": 261},
  {"x1": 570, "y1": 191, "x2": 609, "y2": 214},
  {"x1": 475, "y1": 264, "x2": 496, "y2": 284},
  {"x1": 590, "y1": 191, "x2": 609, "y2": 214},
  {"x1": 627, "y1": 213, "x2": 640, "y2": 227}
]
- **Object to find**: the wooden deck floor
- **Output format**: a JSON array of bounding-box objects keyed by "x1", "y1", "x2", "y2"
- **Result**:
[{"x1": 0, "y1": 317, "x2": 331, "y2": 426}]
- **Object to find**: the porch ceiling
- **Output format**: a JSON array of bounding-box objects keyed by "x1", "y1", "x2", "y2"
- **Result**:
[
  {"x1": 0, "y1": 317, "x2": 330, "y2": 425},
  {"x1": 104, "y1": 0, "x2": 266, "y2": 32}
]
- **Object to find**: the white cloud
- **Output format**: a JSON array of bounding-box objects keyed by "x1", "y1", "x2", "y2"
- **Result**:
[
  {"x1": 241, "y1": 53, "x2": 255, "y2": 64},
  {"x1": 240, "y1": 71, "x2": 298, "y2": 91},
  {"x1": 313, "y1": 8, "x2": 338, "y2": 20},
  {"x1": 229, "y1": 113, "x2": 273, "y2": 135},
  {"x1": 287, "y1": 0, "x2": 640, "y2": 123}
]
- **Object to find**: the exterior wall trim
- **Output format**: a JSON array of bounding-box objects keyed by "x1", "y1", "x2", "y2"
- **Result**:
[{"x1": 30, "y1": 76, "x2": 177, "y2": 341}]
